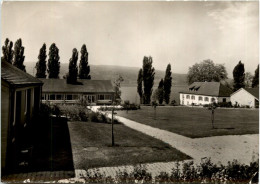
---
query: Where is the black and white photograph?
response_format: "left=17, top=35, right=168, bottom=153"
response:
left=1, top=1, right=259, bottom=183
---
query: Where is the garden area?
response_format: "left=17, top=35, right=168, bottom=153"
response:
left=115, top=106, right=259, bottom=138
left=68, top=121, right=191, bottom=170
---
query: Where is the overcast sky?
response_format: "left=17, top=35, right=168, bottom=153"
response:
left=1, top=1, right=259, bottom=76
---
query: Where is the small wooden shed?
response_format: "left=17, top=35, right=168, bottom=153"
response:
left=1, top=61, right=43, bottom=173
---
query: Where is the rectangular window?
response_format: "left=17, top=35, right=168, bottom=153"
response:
left=50, top=94, right=55, bottom=100
left=41, top=94, right=45, bottom=100
left=105, top=95, right=111, bottom=100
left=72, top=95, right=78, bottom=100
left=186, top=95, right=190, bottom=99
left=191, top=95, right=195, bottom=100
left=204, top=97, right=209, bottom=102
left=223, top=98, right=226, bottom=102
left=99, top=95, right=105, bottom=100
left=199, top=96, right=203, bottom=101
left=56, top=94, right=62, bottom=100
left=67, top=95, right=72, bottom=100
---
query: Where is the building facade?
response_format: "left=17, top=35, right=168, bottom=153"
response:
left=1, top=61, right=43, bottom=172
left=40, top=79, right=115, bottom=105
left=179, top=82, right=232, bottom=106
left=230, top=88, right=259, bottom=108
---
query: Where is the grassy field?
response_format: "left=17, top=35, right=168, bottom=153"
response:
left=68, top=121, right=191, bottom=170
left=116, top=106, right=259, bottom=138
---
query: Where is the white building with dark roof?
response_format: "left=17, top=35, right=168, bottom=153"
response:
left=40, top=79, right=115, bottom=105
left=179, top=82, right=233, bottom=106
left=230, top=88, right=259, bottom=108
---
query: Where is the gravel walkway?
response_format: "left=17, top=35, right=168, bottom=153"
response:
left=106, top=114, right=258, bottom=165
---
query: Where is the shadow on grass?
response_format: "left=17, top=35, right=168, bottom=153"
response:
left=213, top=127, right=235, bottom=130
left=30, top=116, right=75, bottom=176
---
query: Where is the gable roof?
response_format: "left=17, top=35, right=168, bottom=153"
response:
left=179, top=82, right=233, bottom=97
left=40, top=79, right=115, bottom=93
left=1, top=61, right=43, bottom=87
left=244, top=88, right=259, bottom=99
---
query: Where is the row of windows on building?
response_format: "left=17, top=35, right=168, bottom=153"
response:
left=42, top=94, right=112, bottom=101
left=184, top=95, right=216, bottom=102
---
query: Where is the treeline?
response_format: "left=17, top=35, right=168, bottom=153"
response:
left=187, top=59, right=259, bottom=91
left=2, top=38, right=91, bottom=82
left=137, top=56, right=172, bottom=105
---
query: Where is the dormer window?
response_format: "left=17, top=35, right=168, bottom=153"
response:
left=189, top=86, right=195, bottom=91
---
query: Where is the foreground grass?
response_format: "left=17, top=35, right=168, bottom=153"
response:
left=68, top=121, right=191, bottom=170
left=116, top=106, right=259, bottom=138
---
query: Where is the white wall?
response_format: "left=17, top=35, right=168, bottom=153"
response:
left=231, top=89, right=256, bottom=107
left=180, top=93, right=230, bottom=106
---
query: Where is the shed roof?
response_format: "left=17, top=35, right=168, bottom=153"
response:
left=1, top=61, right=43, bottom=87
left=179, top=82, right=233, bottom=97
left=244, top=88, right=259, bottom=99
left=40, top=79, right=115, bottom=93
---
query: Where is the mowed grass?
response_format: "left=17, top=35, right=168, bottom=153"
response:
left=116, top=106, right=259, bottom=138
left=68, top=121, right=191, bottom=170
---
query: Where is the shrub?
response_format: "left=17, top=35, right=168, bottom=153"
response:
left=115, top=165, right=152, bottom=183
left=79, top=109, right=88, bottom=121
left=218, top=102, right=233, bottom=108
left=100, top=113, right=108, bottom=123
left=58, top=104, right=90, bottom=121
left=51, top=104, right=61, bottom=117
left=122, top=103, right=140, bottom=110
left=90, top=111, right=100, bottom=122
left=80, top=159, right=258, bottom=183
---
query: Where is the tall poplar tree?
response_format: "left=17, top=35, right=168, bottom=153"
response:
left=67, top=48, right=78, bottom=84
left=233, top=61, right=245, bottom=91
left=2, top=38, right=14, bottom=64
left=47, top=43, right=60, bottom=78
left=252, top=65, right=259, bottom=88
left=157, top=79, right=164, bottom=104
left=142, top=56, right=155, bottom=104
left=78, top=44, right=91, bottom=79
left=137, top=69, right=143, bottom=104
left=13, top=38, right=26, bottom=72
left=35, top=43, right=47, bottom=78
left=164, top=64, right=172, bottom=104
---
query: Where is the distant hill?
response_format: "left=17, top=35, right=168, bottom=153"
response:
left=25, top=62, right=188, bottom=86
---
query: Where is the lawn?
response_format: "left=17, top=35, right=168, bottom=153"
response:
left=116, top=106, right=259, bottom=138
left=68, top=121, right=191, bottom=170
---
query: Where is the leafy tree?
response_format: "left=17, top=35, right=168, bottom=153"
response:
left=67, top=48, right=78, bottom=84
left=47, top=43, right=60, bottom=78
left=137, top=69, right=143, bottom=104
left=78, top=44, right=91, bottom=79
left=252, top=65, right=259, bottom=88
left=35, top=43, right=47, bottom=78
left=158, top=79, right=164, bottom=104
left=142, top=56, right=155, bottom=104
left=1, top=38, right=14, bottom=63
left=164, top=64, right=172, bottom=104
left=13, top=38, right=26, bottom=72
left=244, top=72, right=253, bottom=88
left=187, top=59, right=227, bottom=84
left=114, top=75, right=124, bottom=104
left=233, top=61, right=245, bottom=91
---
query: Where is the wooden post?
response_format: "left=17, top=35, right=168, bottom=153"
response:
left=112, top=106, right=115, bottom=146
left=211, top=108, right=214, bottom=129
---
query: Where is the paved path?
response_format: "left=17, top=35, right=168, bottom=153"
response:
left=90, top=106, right=258, bottom=165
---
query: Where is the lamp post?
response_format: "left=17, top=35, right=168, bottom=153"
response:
left=208, top=103, right=216, bottom=129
